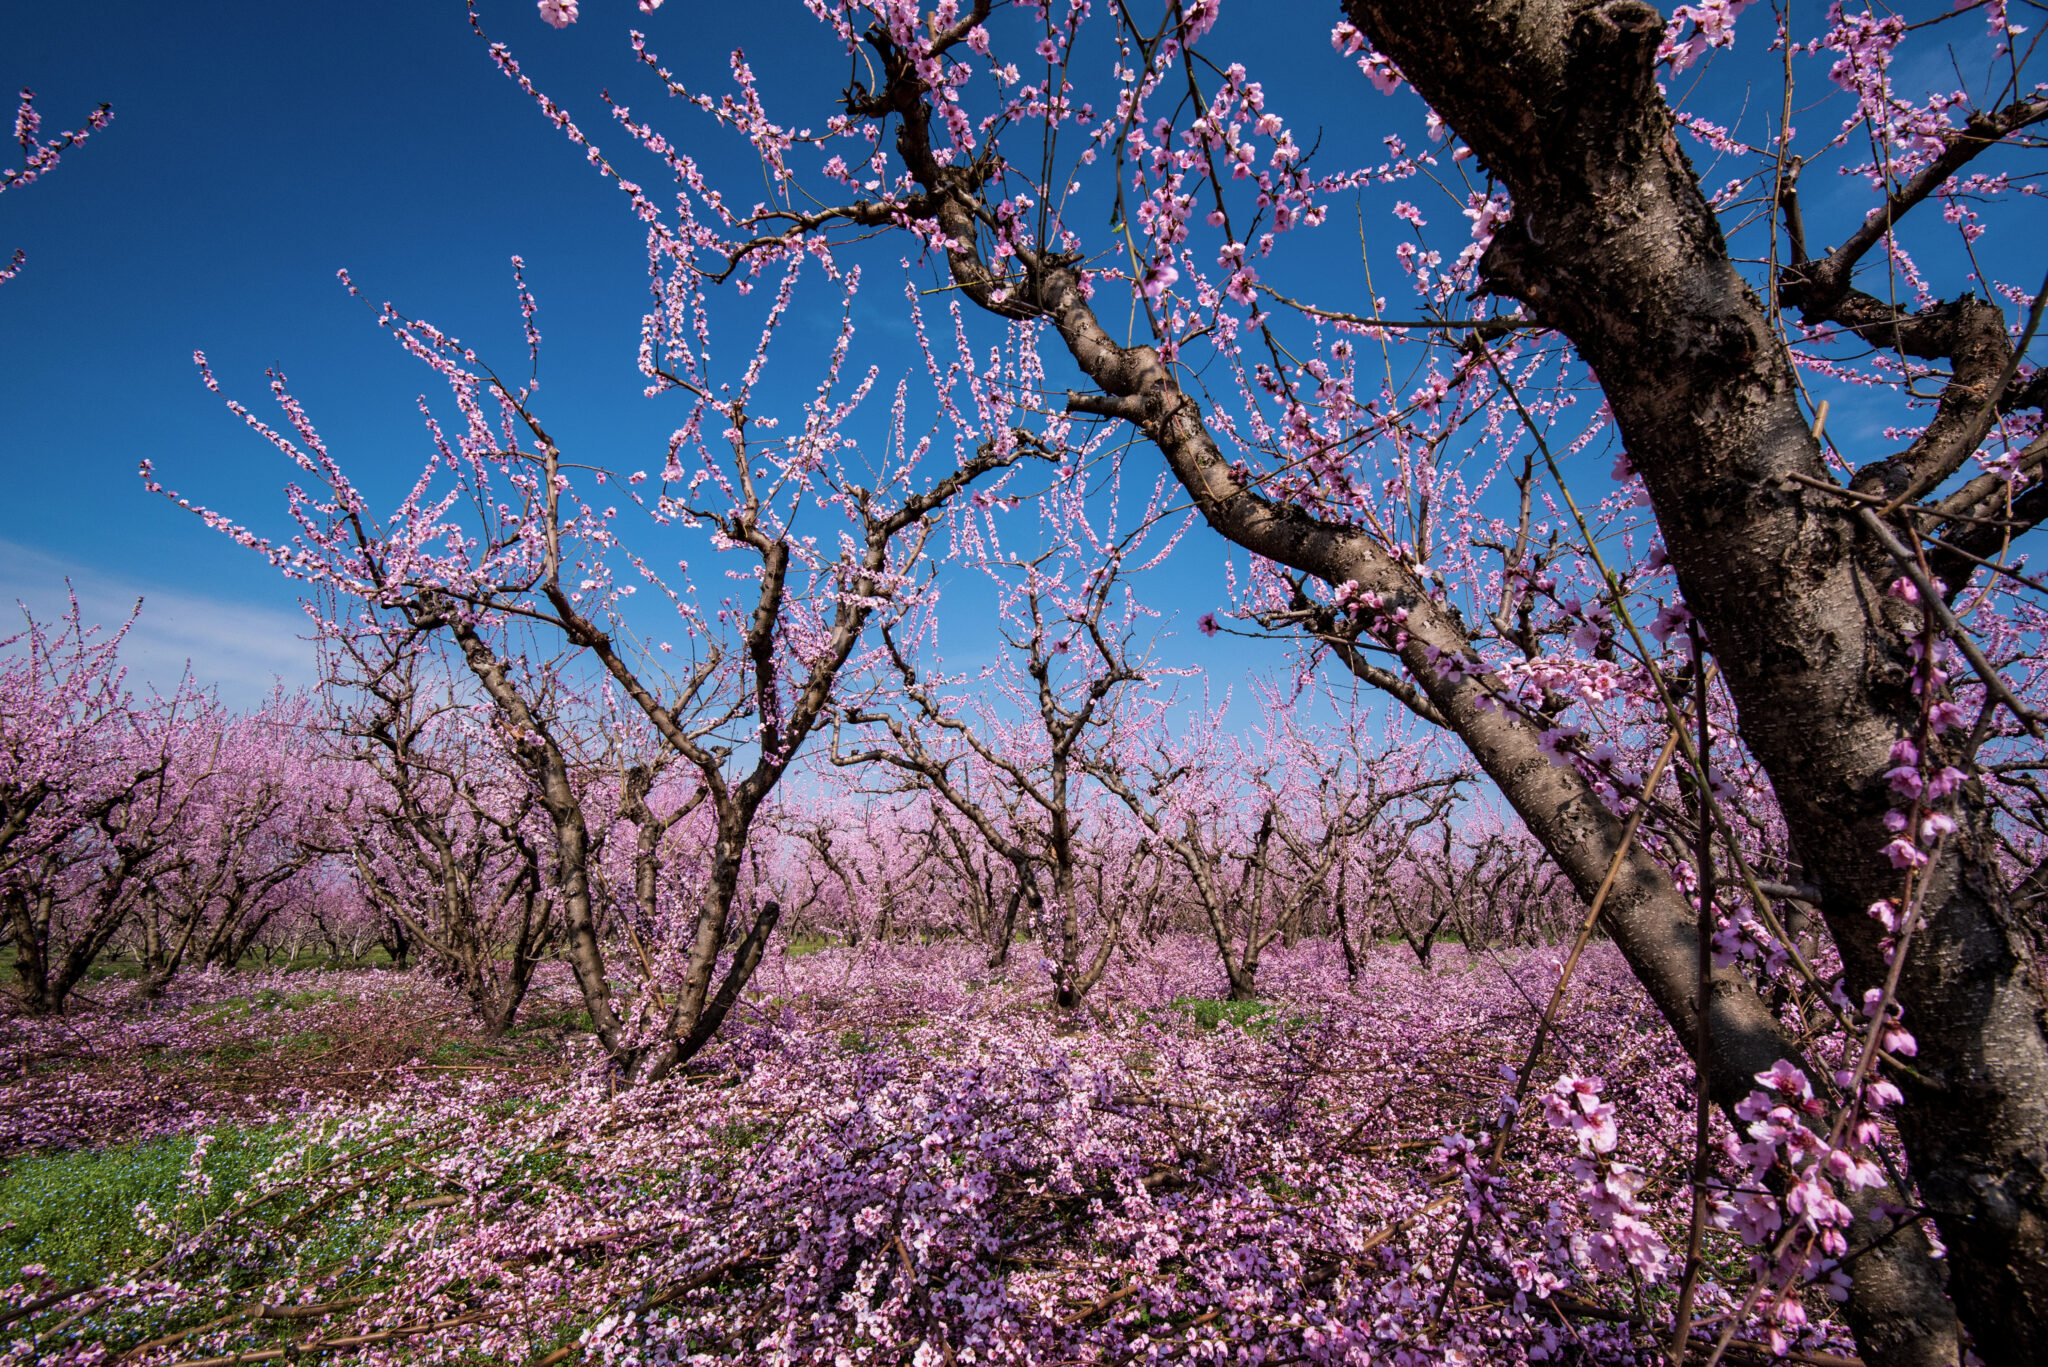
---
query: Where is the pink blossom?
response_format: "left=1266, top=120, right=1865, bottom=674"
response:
left=1883, top=837, right=1930, bottom=869
left=1140, top=259, right=1179, bottom=298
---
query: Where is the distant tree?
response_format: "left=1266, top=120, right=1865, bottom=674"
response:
left=0, top=600, right=213, bottom=1014
left=158, top=241, right=1056, bottom=1082
left=835, top=459, right=1186, bottom=1007
left=132, top=689, right=334, bottom=991
left=319, top=628, right=557, bottom=1036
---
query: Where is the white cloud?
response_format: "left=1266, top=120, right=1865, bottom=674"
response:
left=0, top=540, right=318, bottom=711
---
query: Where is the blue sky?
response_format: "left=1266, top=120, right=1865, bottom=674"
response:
left=3, top=2, right=808, bottom=703
left=3, top=1, right=2037, bottom=716
left=2, top=0, right=1356, bottom=711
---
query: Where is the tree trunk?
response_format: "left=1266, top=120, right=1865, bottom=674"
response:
left=5, top=889, right=55, bottom=1015
left=1341, top=2, right=2038, bottom=1359
left=986, top=870, right=1027, bottom=972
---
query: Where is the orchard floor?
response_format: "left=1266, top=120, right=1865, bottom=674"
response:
left=0, top=939, right=1846, bottom=1366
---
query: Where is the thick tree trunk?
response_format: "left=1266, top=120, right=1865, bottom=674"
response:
left=1333, top=864, right=1363, bottom=981
left=985, top=871, right=1027, bottom=972
left=634, top=809, right=783, bottom=1083
left=5, top=889, right=55, bottom=1015
left=447, top=616, right=633, bottom=1064
left=1341, top=1, right=2045, bottom=1359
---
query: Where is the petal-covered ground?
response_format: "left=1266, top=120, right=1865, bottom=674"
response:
left=2, top=939, right=1846, bottom=1365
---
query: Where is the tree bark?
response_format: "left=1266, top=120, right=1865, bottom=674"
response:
left=1341, top=1, right=2044, bottom=1359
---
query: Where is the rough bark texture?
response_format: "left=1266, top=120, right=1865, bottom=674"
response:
left=1341, top=2, right=2048, bottom=1359
left=443, top=613, right=633, bottom=1060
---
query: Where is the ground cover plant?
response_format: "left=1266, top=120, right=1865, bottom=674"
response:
left=5, top=0, right=2047, bottom=1362
left=5, top=937, right=1747, bottom=1366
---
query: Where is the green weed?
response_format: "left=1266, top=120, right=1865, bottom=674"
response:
left=783, top=934, right=840, bottom=958
left=1169, top=996, right=1279, bottom=1033
left=0, top=1125, right=292, bottom=1285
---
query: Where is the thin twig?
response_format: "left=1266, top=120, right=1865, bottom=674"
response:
left=1435, top=725, right=1686, bottom=1321
left=1856, top=505, right=2044, bottom=737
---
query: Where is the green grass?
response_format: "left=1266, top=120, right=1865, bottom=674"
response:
left=0, top=946, right=410, bottom=991
left=1164, top=996, right=1324, bottom=1037
left=708, top=1119, right=770, bottom=1150
left=428, top=1039, right=517, bottom=1064
left=1169, top=996, right=1279, bottom=1032
left=783, top=933, right=841, bottom=958
left=190, top=986, right=344, bottom=1028
left=0, top=1125, right=294, bottom=1285
left=517, top=1004, right=596, bottom=1035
